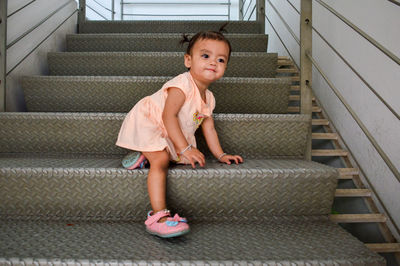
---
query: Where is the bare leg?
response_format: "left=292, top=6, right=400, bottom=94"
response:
left=142, top=150, right=170, bottom=222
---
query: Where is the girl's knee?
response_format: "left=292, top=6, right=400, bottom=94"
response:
left=143, top=150, right=170, bottom=169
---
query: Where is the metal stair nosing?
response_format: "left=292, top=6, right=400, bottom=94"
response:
left=278, top=57, right=400, bottom=260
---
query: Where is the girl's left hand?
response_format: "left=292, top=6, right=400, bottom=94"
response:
left=219, top=154, right=243, bottom=165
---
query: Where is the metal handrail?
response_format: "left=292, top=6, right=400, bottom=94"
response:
left=122, top=2, right=230, bottom=4
left=387, top=0, right=400, bottom=6
left=7, top=0, right=36, bottom=18
left=239, top=0, right=247, bottom=20
left=7, top=9, right=78, bottom=76
left=315, top=0, right=400, bottom=66
left=306, top=50, right=400, bottom=184
left=0, top=0, right=6, bottom=112
left=247, top=4, right=256, bottom=21
left=122, top=14, right=229, bottom=17
left=267, top=0, right=299, bottom=44
left=7, top=1, right=71, bottom=49
left=243, top=1, right=252, bottom=19
left=271, top=0, right=400, bottom=181
left=312, top=27, right=400, bottom=121
left=264, top=13, right=299, bottom=70
left=279, top=0, right=400, bottom=122
left=266, top=1, right=400, bottom=236
left=120, top=0, right=232, bottom=20
left=92, top=0, right=115, bottom=14
left=87, top=4, right=109, bottom=20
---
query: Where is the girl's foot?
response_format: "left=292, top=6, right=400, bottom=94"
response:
left=122, top=151, right=147, bottom=170
left=145, top=209, right=190, bottom=238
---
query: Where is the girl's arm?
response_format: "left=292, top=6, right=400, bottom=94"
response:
left=201, top=116, right=243, bottom=165
left=162, top=87, right=205, bottom=168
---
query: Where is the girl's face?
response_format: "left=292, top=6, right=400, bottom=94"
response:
left=184, top=38, right=230, bottom=88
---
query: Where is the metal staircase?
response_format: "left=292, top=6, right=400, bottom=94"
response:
left=0, top=19, right=388, bottom=264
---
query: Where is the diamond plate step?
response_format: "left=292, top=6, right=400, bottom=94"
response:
left=0, top=218, right=384, bottom=265
left=47, top=52, right=277, bottom=78
left=0, top=156, right=337, bottom=219
left=66, top=33, right=268, bottom=52
left=79, top=20, right=262, bottom=34
left=0, top=113, right=310, bottom=159
left=22, top=76, right=290, bottom=113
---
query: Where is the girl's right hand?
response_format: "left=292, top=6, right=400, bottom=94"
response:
left=182, top=147, right=205, bottom=168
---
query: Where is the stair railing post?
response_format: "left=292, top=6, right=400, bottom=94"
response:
left=111, top=0, right=115, bottom=20
left=256, top=0, right=265, bottom=33
left=239, top=0, right=243, bottom=20
left=300, top=0, right=313, bottom=160
left=78, top=0, right=86, bottom=33
left=120, top=0, right=124, bottom=21
left=0, top=0, right=6, bottom=112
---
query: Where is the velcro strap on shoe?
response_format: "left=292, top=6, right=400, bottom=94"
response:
left=145, top=210, right=170, bottom=226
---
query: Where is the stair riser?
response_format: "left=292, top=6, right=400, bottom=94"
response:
left=48, top=52, right=277, bottom=78
left=22, top=77, right=290, bottom=113
left=67, top=34, right=268, bottom=52
left=0, top=113, right=309, bottom=159
left=79, top=21, right=262, bottom=34
left=0, top=164, right=337, bottom=220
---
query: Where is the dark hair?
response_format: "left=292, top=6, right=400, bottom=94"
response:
left=179, top=23, right=232, bottom=62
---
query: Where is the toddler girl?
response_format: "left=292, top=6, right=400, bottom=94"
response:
left=116, top=27, right=243, bottom=238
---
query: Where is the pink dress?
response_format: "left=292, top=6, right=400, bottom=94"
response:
left=116, top=72, right=216, bottom=163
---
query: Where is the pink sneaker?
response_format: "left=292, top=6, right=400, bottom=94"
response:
left=122, top=151, right=147, bottom=170
left=145, top=210, right=190, bottom=238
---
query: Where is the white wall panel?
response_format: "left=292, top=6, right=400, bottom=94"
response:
left=270, top=0, right=299, bottom=40
left=320, top=0, right=400, bottom=58
left=7, top=1, right=76, bottom=73
left=313, top=31, right=400, bottom=173
left=313, top=1, right=400, bottom=115
left=7, top=0, right=34, bottom=16
left=6, top=13, right=77, bottom=111
left=287, top=0, right=300, bottom=12
left=7, top=0, right=71, bottom=45
left=265, top=0, right=300, bottom=65
left=265, top=17, right=290, bottom=58
left=5, top=0, right=77, bottom=111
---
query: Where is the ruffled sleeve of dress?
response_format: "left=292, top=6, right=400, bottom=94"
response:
left=160, top=72, right=194, bottom=103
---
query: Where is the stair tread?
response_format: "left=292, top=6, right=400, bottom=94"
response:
left=338, top=168, right=359, bottom=175
left=330, top=213, right=387, bottom=223
left=366, top=243, right=400, bottom=253
left=22, top=75, right=290, bottom=83
left=68, top=33, right=268, bottom=38
left=22, top=75, right=291, bottom=113
left=80, top=20, right=262, bottom=34
left=66, top=33, right=268, bottom=52
left=0, top=154, right=336, bottom=171
left=335, top=189, right=372, bottom=197
left=0, top=113, right=310, bottom=159
left=312, top=133, right=338, bottom=140
left=0, top=218, right=384, bottom=264
left=0, top=155, right=338, bottom=219
left=47, top=52, right=277, bottom=78
left=312, top=149, right=349, bottom=156
left=49, top=51, right=274, bottom=55
left=312, top=119, right=329, bottom=125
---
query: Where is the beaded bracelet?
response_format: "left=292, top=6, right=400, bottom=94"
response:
left=218, top=153, right=227, bottom=161
left=179, top=144, right=192, bottom=155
